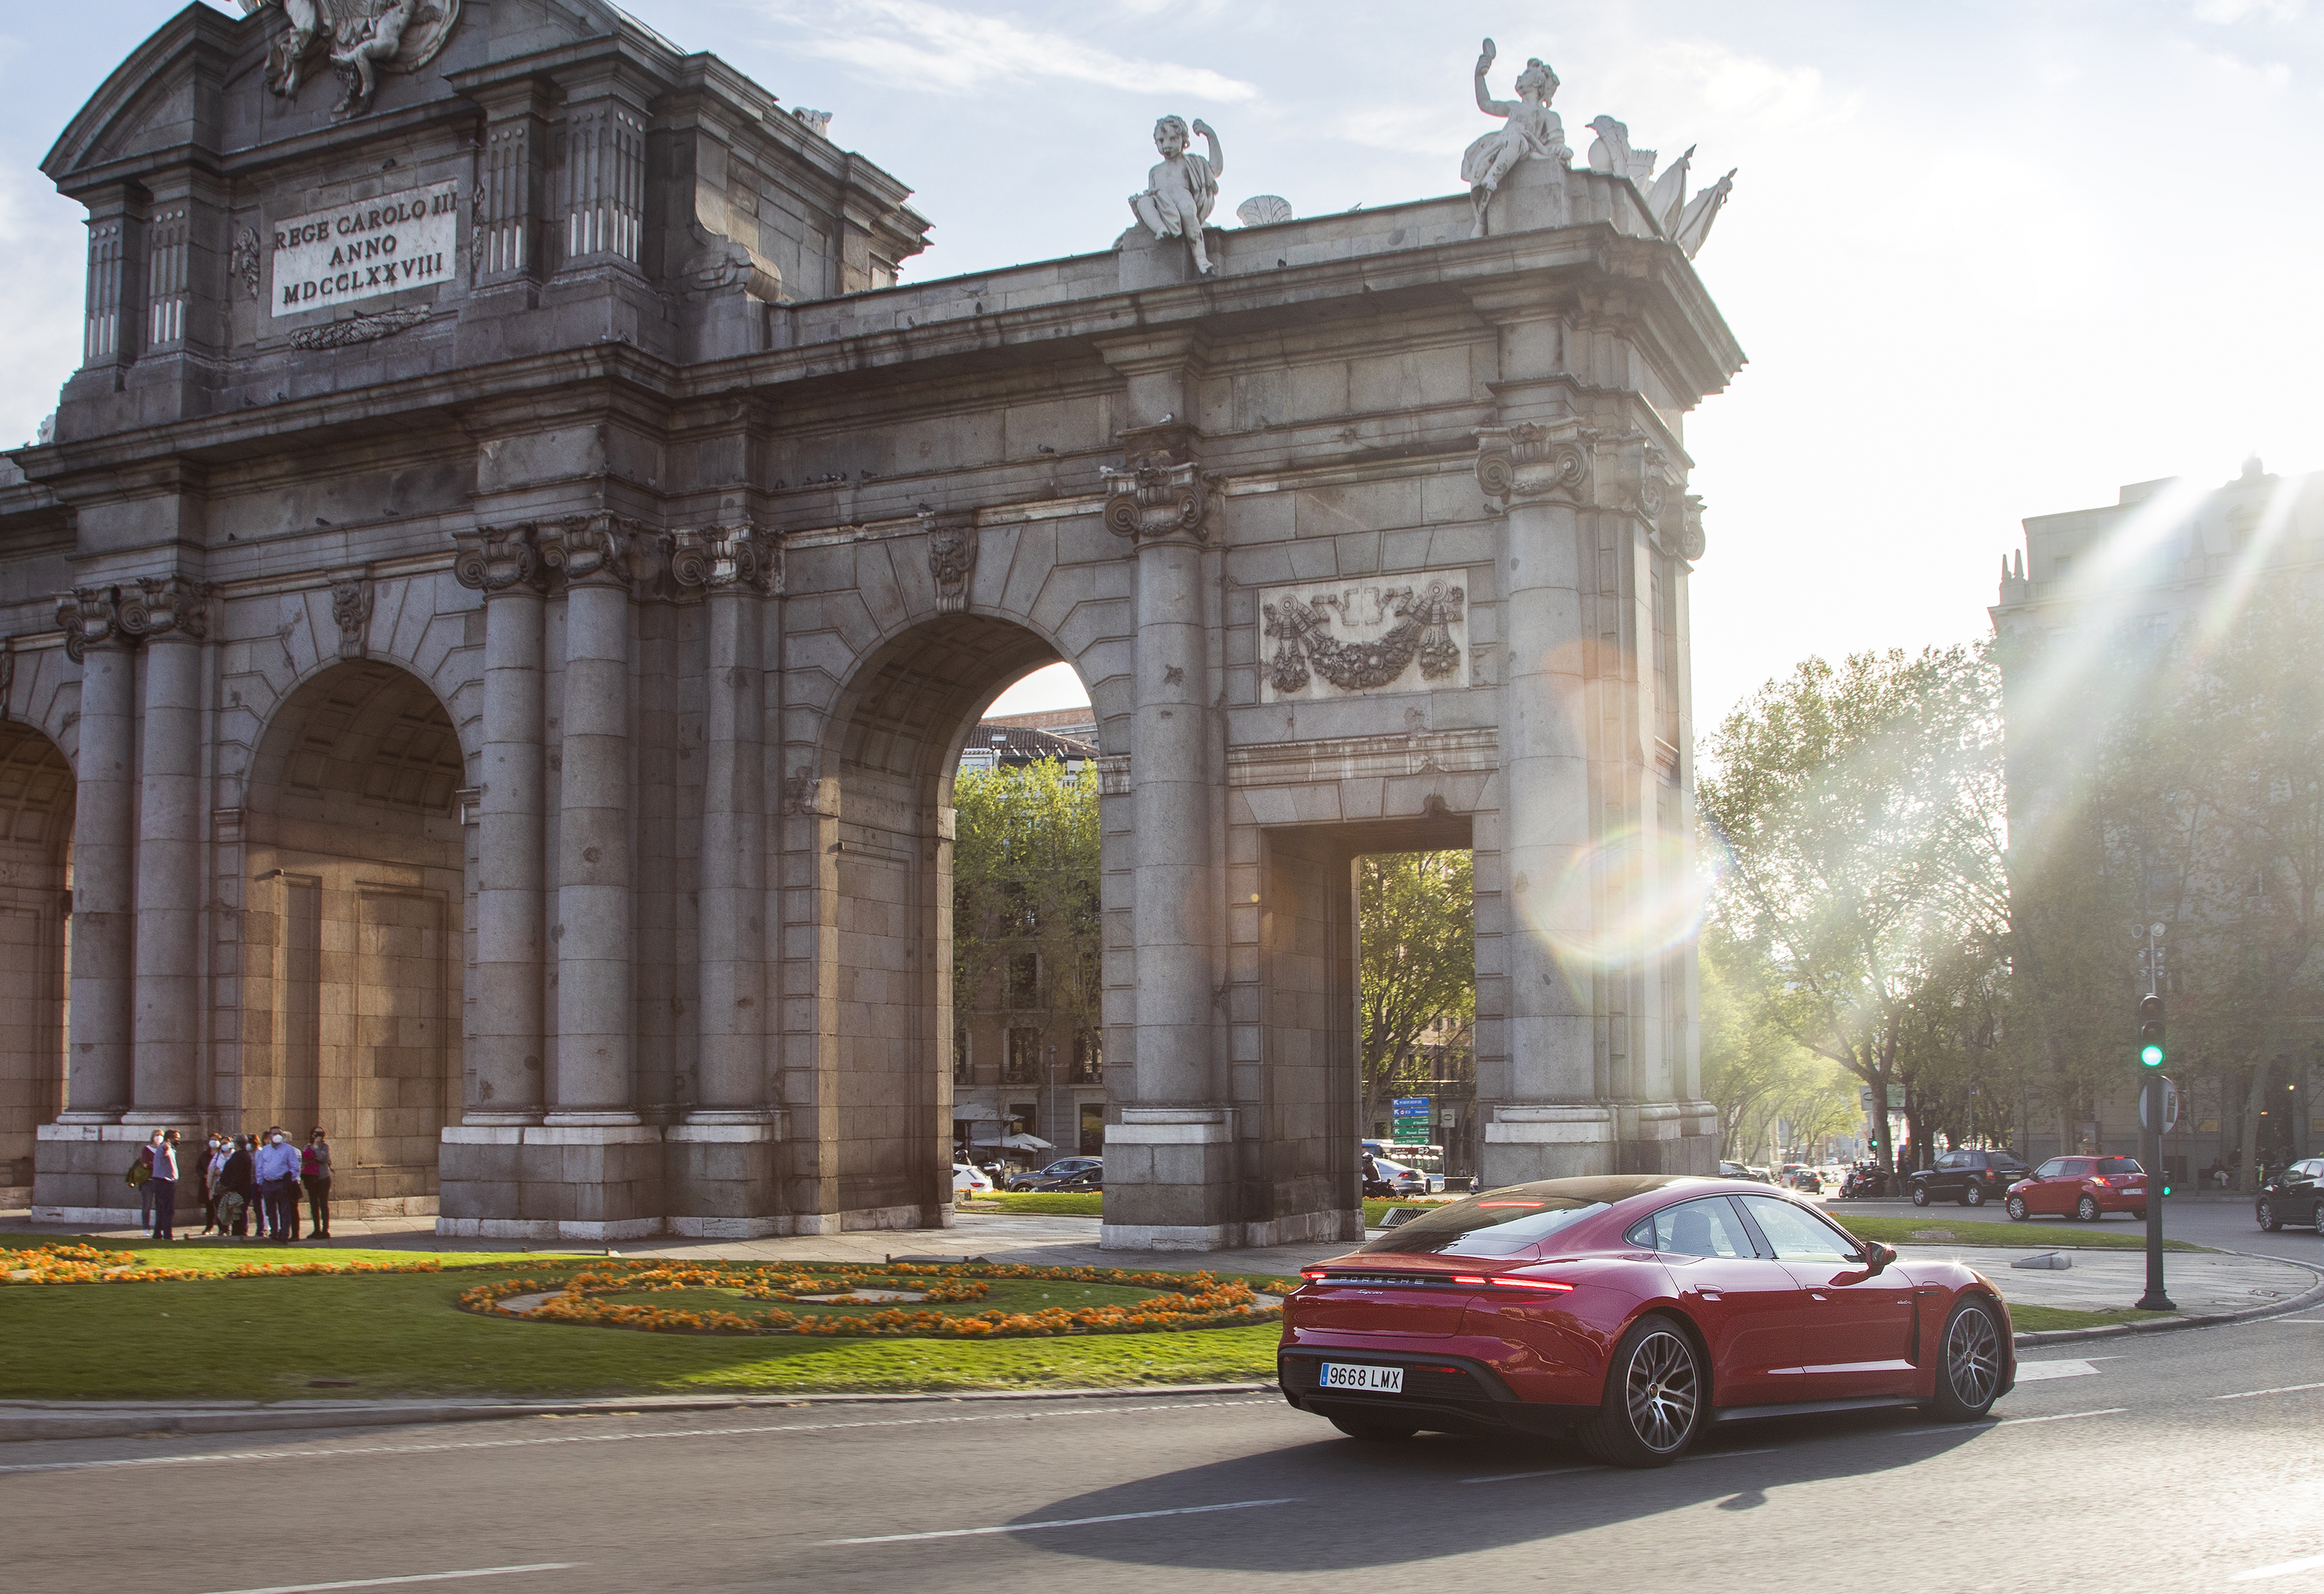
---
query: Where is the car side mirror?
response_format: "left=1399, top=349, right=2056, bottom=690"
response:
left=1862, top=1241, right=1897, bottom=1277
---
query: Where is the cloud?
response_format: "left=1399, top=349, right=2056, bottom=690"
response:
left=0, top=165, right=84, bottom=449
left=753, top=0, right=1257, bottom=101
left=2192, top=0, right=2305, bottom=21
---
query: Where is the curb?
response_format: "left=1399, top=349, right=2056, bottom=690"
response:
left=0, top=1381, right=1280, bottom=1445
left=2011, top=1246, right=2324, bottom=1347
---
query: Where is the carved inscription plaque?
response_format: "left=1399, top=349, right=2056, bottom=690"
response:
left=272, top=183, right=460, bottom=317
left=1257, top=569, right=1472, bottom=703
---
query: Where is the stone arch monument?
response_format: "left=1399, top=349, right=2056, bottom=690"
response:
left=3, top=3, right=1742, bottom=1245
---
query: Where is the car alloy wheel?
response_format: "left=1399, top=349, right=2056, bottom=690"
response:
left=2258, top=1199, right=2280, bottom=1233
left=1930, top=1298, right=2004, bottom=1420
left=2006, top=1195, right=2028, bottom=1222
left=1583, top=1316, right=1703, bottom=1469
left=2076, top=1195, right=2099, bottom=1222
left=1911, top=1186, right=1931, bottom=1207
left=1964, top=1183, right=1987, bottom=1208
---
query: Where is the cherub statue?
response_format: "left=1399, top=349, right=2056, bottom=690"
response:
left=1129, top=115, right=1225, bottom=276
left=330, top=0, right=413, bottom=117
left=1460, top=38, right=1570, bottom=235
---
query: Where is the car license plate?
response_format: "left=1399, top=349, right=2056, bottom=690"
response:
left=1319, top=1362, right=1403, bottom=1394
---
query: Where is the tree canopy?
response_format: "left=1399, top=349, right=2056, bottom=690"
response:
left=951, top=759, right=1102, bottom=1038
left=1358, top=850, right=1475, bottom=1129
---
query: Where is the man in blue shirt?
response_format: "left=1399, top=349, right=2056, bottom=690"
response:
left=253, top=1128, right=304, bottom=1242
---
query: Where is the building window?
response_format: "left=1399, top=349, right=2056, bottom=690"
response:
left=1079, top=1103, right=1106, bottom=1156
left=1007, top=951, right=1041, bottom=1008
left=1005, top=1027, right=1041, bottom=1085
left=952, top=1027, right=971, bottom=1085
left=1071, top=1028, right=1103, bottom=1084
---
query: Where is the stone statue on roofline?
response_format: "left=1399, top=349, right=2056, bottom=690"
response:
left=1130, top=115, right=1226, bottom=276
left=1461, top=38, right=1569, bottom=235
left=236, top=0, right=462, bottom=120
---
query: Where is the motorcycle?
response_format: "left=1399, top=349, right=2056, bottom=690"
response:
left=1838, top=1163, right=1889, bottom=1200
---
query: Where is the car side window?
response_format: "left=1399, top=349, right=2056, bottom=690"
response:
left=1644, top=1197, right=1754, bottom=1259
left=2033, top=1159, right=2065, bottom=1178
left=1936, top=1151, right=1966, bottom=1170
left=1738, top=1196, right=1861, bottom=1263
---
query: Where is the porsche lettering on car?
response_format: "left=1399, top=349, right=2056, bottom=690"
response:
left=1278, top=1174, right=2014, bottom=1467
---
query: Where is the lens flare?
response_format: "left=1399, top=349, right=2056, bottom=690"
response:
left=1520, top=825, right=1709, bottom=975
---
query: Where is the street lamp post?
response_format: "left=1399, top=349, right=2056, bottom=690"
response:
left=2135, top=923, right=2175, bottom=1313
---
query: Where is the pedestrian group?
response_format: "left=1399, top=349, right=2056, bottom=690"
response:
left=130, top=1127, right=333, bottom=1241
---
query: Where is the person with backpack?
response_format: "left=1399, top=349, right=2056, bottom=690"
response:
left=198, top=1133, right=228, bottom=1236
left=220, top=1135, right=257, bottom=1237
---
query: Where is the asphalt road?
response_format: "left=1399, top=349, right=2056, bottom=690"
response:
left=1822, top=1188, right=2324, bottom=1266
left=6, top=1286, right=2322, bottom=1594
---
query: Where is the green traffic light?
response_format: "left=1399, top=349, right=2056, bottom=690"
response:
left=2140, top=1044, right=2164, bottom=1067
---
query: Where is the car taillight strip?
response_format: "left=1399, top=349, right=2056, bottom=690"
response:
left=1450, top=1275, right=1574, bottom=1293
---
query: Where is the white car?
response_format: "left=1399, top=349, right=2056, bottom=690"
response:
left=1365, top=1156, right=1443, bottom=1197
left=952, top=1163, right=995, bottom=1197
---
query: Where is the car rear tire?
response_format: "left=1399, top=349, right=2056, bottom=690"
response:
left=2005, top=1195, right=2028, bottom=1222
left=1580, top=1315, right=1704, bottom=1469
left=2258, top=1199, right=2282, bottom=1233
left=2075, top=1195, right=2099, bottom=1222
left=1965, top=1183, right=1987, bottom=1208
left=1927, top=1297, right=2005, bottom=1421
left=2133, top=1208, right=2147, bottom=1222
left=1911, top=1186, right=1931, bottom=1207
left=1326, top=1411, right=1419, bottom=1442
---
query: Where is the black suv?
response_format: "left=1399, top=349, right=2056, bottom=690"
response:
left=2257, top=1158, right=2324, bottom=1232
left=1909, top=1148, right=2029, bottom=1208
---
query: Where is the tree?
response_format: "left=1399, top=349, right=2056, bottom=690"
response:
left=951, top=760, right=1102, bottom=1049
left=1699, top=931, right=1860, bottom=1163
left=1699, top=645, right=2010, bottom=1175
left=1358, top=851, right=1475, bottom=1132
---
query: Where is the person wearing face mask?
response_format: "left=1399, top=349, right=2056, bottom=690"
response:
left=220, top=1134, right=257, bottom=1238
left=145, top=1129, right=181, bottom=1241
left=253, top=1128, right=304, bottom=1243
left=302, top=1129, right=333, bottom=1241
left=199, top=1133, right=229, bottom=1236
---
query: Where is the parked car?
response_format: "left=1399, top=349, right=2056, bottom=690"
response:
left=1280, top=1176, right=2014, bottom=1466
left=1006, top=1156, right=1103, bottom=1192
left=1366, top=1156, right=1442, bottom=1197
left=1785, top=1168, right=1824, bottom=1194
left=1909, top=1149, right=2030, bottom=1209
left=2256, top=1158, right=2324, bottom=1232
left=952, top=1163, right=995, bottom=1198
left=1025, top=1165, right=1103, bottom=1193
left=2004, top=1155, right=2147, bottom=1222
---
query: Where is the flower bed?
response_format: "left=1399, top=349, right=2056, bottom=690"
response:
left=2, top=1242, right=446, bottom=1286
left=461, top=1261, right=1296, bottom=1340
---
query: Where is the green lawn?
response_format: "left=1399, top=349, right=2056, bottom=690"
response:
left=957, top=1191, right=1103, bottom=1216
left=1832, top=1215, right=2204, bottom=1252
left=0, top=1244, right=1285, bottom=1402
left=2007, top=1304, right=2179, bottom=1333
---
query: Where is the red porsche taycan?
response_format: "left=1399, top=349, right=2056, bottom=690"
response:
left=1279, top=1175, right=2014, bottom=1467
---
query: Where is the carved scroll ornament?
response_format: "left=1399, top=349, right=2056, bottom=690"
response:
left=1102, top=452, right=1218, bottom=543
left=118, top=577, right=210, bottom=642
left=923, top=513, right=977, bottom=613
left=670, top=525, right=780, bottom=595
left=450, top=526, right=544, bottom=594
left=536, top=515, right=654, bottom=590
left=56, top=587, right=120, bottom=664
left=1474, top=421, right=1594, bottom=507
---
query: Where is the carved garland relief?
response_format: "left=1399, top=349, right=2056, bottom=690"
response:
left=1257, top=570, right=1470, bottom=703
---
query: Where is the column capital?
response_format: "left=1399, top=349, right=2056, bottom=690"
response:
left=538, top=514, right=658, bottom=592
left=56, top=586, right=124, bottom=663
left=118, top=577, right=209, bottom=644
left=670, top=524, right=780, bottom=596
left=1103, top=423, right=1221, bottom=545
left=451, top=525, right=547, bottom=595
left=1473, top=419, right=1595, bottom=509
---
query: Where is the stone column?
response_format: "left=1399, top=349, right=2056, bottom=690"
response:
left=668, top=527, right=784, bottom=1236
left=540, top=517, right=640, bottom=1124
left=1474, top=422, right=1613, bottom=1180
left=120, top=577, right=207, bottom=1125
left=1097, top=425, right=1236, bottom=1248
left=54, top=590, right=132, bottom=1122
left=451, top=527, right=547, bottom=1125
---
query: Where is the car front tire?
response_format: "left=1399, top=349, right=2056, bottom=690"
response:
left=1965, top=1183, right=1988, bottom=1208
left=2258, top=1199, right=2281, bottom=1233
left=2006, top=1195, right=2028, bottom=1222
left=1326, top=1410, right=1419, bottom=1442
left=1911, top=1186, right=1931, bottom=1207
left=1928, top=1297, right=2005, bottom=1421
left=1581, top=1315, right=1704, bottom=1469
left=2076, top=1195, right=2099, bottom=1222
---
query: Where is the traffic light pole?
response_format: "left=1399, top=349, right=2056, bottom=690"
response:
left=2136, top=925, right=2175, bottom=1312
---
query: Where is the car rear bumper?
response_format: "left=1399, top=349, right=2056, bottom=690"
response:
left=1277, top=1349, right=1593, bottom=1437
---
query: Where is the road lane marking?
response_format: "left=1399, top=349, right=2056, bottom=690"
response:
left=2215, top=1382, right=2324, bottom=1401
left=0, top=1398, right=1281, bottom=1477
left=200, top=1568, right=578, bottom=1594
left=819, top=1497, right=1297, bottom=1545
left=2011, top=1360, right=2102, bottom=1382
left=1461, top=1447, right=1775, bottom=1484
left=2233, top=1550, right=2324, bottom=1582
left=1996, top=1408, right=2127, bottom=1426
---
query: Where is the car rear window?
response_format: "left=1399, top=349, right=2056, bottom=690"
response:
left=1362, top=1192, right=1609, bottom=1256
left=2097, top=1158, right=2142, bottom=1175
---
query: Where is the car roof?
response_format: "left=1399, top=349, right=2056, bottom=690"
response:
left=1471, top=1174, right=1746, bottom=1207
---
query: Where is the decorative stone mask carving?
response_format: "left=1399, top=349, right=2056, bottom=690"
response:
left=331, top=576, right=374, bottom=659
left=923, top=513, right=977, bottom=613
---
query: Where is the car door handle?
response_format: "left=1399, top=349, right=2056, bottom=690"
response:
left=1808, top=1291, right=1828, bottom=1302
left=1690, top=1288, right=1723, bottom=1302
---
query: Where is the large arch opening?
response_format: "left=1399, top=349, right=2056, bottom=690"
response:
left=245, top=662, right=464, bottom=1214
left=0, top=721, right=71, bottom=1202
left=816, top=615, right=1089, bottom=1222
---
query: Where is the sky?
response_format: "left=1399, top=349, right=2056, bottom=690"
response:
left=5, top=1, right=2322, bottom=730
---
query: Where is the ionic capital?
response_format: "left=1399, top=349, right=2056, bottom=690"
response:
left=1102, top=423, right=1220, bottom=545
left=451, top=526, right=547, bottom=595
left=57, top=586, right=123, bottom=663
left=670, top=524, right=780, bottom=597
left=118, top=577, right=210, bottom=643
left=537, top=514, right=657, bottom=592
left=1474, top=420, right=1595, bottom=508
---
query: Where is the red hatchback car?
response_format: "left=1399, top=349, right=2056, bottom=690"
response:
left=2003, top=1157, right=2148, bottom=1223
left=1279, top=1175, right=2014, bottom=1467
